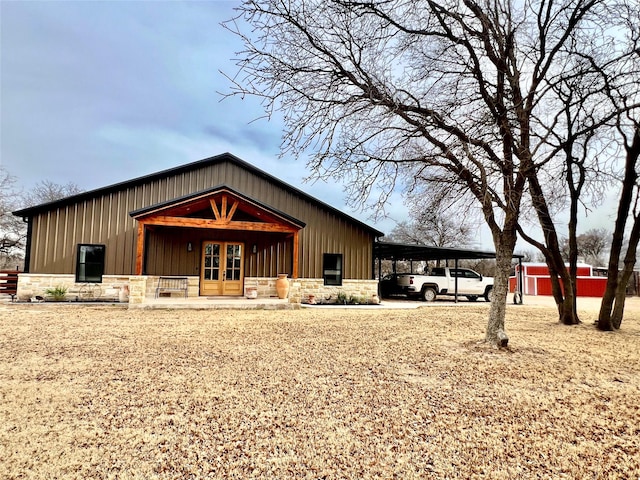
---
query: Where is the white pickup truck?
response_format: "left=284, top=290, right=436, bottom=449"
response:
left=395, top=267, right=494, bottom=302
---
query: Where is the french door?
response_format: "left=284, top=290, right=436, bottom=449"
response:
left=200, top=241, right=244, bottom=296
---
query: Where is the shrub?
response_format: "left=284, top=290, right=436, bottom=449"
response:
left=336, top=291, right=348, bottom=304
left=44, top=285, right=68, bottom=302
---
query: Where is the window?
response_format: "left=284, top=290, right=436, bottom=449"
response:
left=323, top=253, right=343, bottom=286
left=76, top=244, right=106, bottom=283
left=465, top=269, right=481, bottom=279
left=455, top=268, right=480, bottom=279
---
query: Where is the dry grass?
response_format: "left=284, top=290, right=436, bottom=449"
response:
left=1, top=299, right=639, bottom=479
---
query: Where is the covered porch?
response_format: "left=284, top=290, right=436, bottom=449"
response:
left=129, top=185, right=305, bottom=298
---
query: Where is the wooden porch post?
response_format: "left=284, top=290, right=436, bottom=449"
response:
left=292, top=230, right=299, bottom=279
left=135, top=221, right=145, bottom=275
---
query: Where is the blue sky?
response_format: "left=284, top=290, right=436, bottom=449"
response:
left=1, top=0, right=411, bottom=237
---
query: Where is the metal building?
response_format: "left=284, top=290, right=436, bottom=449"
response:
left=13, top=153, right=383, bottom=297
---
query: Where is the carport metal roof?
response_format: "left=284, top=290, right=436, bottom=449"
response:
left=374, top=241, right=523, bottom=262
left=373, top=241, right=525, bottom=303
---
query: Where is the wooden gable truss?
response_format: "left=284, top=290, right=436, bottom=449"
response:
left=131, top=188, right=304, bottom=277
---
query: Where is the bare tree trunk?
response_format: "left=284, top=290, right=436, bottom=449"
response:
left=611, top=278, right=629, bottom=329
left=598, top=208, right=629, bottom=330
left=611, top=210, right=640, bottom=328
left=599, top=268, right=621, bottom=331
left=559, top=280, right=579, bottom=325
left=598, top=127, right=640, bottom=330
left=550, top=247, right=580, bottom=326
left=528, top=175, right=580, bottom=325
left=485, top=227, right=517, bottom=347
left=567, top=198, right=580, bottom=325
left=517, top=227, right=571, bottom=320
left=550, top=263, right=578, bottom=325
left=546, top=262, right=566, bottom=316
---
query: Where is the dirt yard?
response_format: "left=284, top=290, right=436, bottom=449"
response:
left=1, top=298, right=639, bottom=479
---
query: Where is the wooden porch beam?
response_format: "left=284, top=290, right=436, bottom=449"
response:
left=143, top=215, right=299, bottom=233
left=210, top=199, right=221, bottom=221
left=227, top=200, right=239, bottom=223
left=221, top=195, right=228, bottom=220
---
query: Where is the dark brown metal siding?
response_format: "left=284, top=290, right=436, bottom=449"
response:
left=27, top=160, right=376, bottom=279
left=28, top=190, right=140, bottom=275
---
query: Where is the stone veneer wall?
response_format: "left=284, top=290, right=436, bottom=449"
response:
left=17, top=274, right=380, bottom=305
left=243, top=277, right=380, bottom=304
left=287, top=278, right=380, bottom=304
left=243, top=277, right=279, bottom=299
left=16, top=274, right=132, bottom=302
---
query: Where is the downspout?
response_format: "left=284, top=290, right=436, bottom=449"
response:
left=374, top=238, right=383, bottom=297
left=372, top=238, right=378, bottom=280
left=23, top=216, right=32, bottom=273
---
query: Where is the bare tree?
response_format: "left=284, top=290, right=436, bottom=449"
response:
left=577, top=229, right=609, bottom=266
left=519, top=1, right=639, bottom=327
left=598, top=124, right=640, bottom=330
left=587, top=3, right=640, bottom=330
left=388, top=217, right=473, bottom=248
left=22, top=180, right=83, bottom=207
left=510, top=0, right=639, bottom=325
left=0, top=168, right=26, bottom=268
left=225, top=0, right=624, bottom=346
left=559, top=228, right=609, bottom=265
left=388, top=194, right=476, bottom=248
left=1, top=173, right=84, bottom=269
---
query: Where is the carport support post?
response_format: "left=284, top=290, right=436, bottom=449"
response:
left=517, top=257, right=524, bottom=304
left=377, top=254, right=382, bottom=296
left=454, top=258, right=459, bottom=303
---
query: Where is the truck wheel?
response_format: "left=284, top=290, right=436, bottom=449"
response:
left=484, top=287, right=493, bottom=302
left=422, top=287, right=437, bottom=302
left=467, top=296, right=478, bottom=302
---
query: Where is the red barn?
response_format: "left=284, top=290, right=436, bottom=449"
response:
left=509, top=262, right=608, bottom=297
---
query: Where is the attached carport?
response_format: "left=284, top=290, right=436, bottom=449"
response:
left=373, top=241, right=524, bottom=303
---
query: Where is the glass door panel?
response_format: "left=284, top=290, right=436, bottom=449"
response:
left=203, top=243, right=220, bottom=281
left=223, top=243, right=243, bottom=295
left=200, top=241, right=243, bottom=296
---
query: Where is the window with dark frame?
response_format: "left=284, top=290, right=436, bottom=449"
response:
left=323, top=253, right=343, bottom=286
left=76, top=244, right=106, bottom=283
